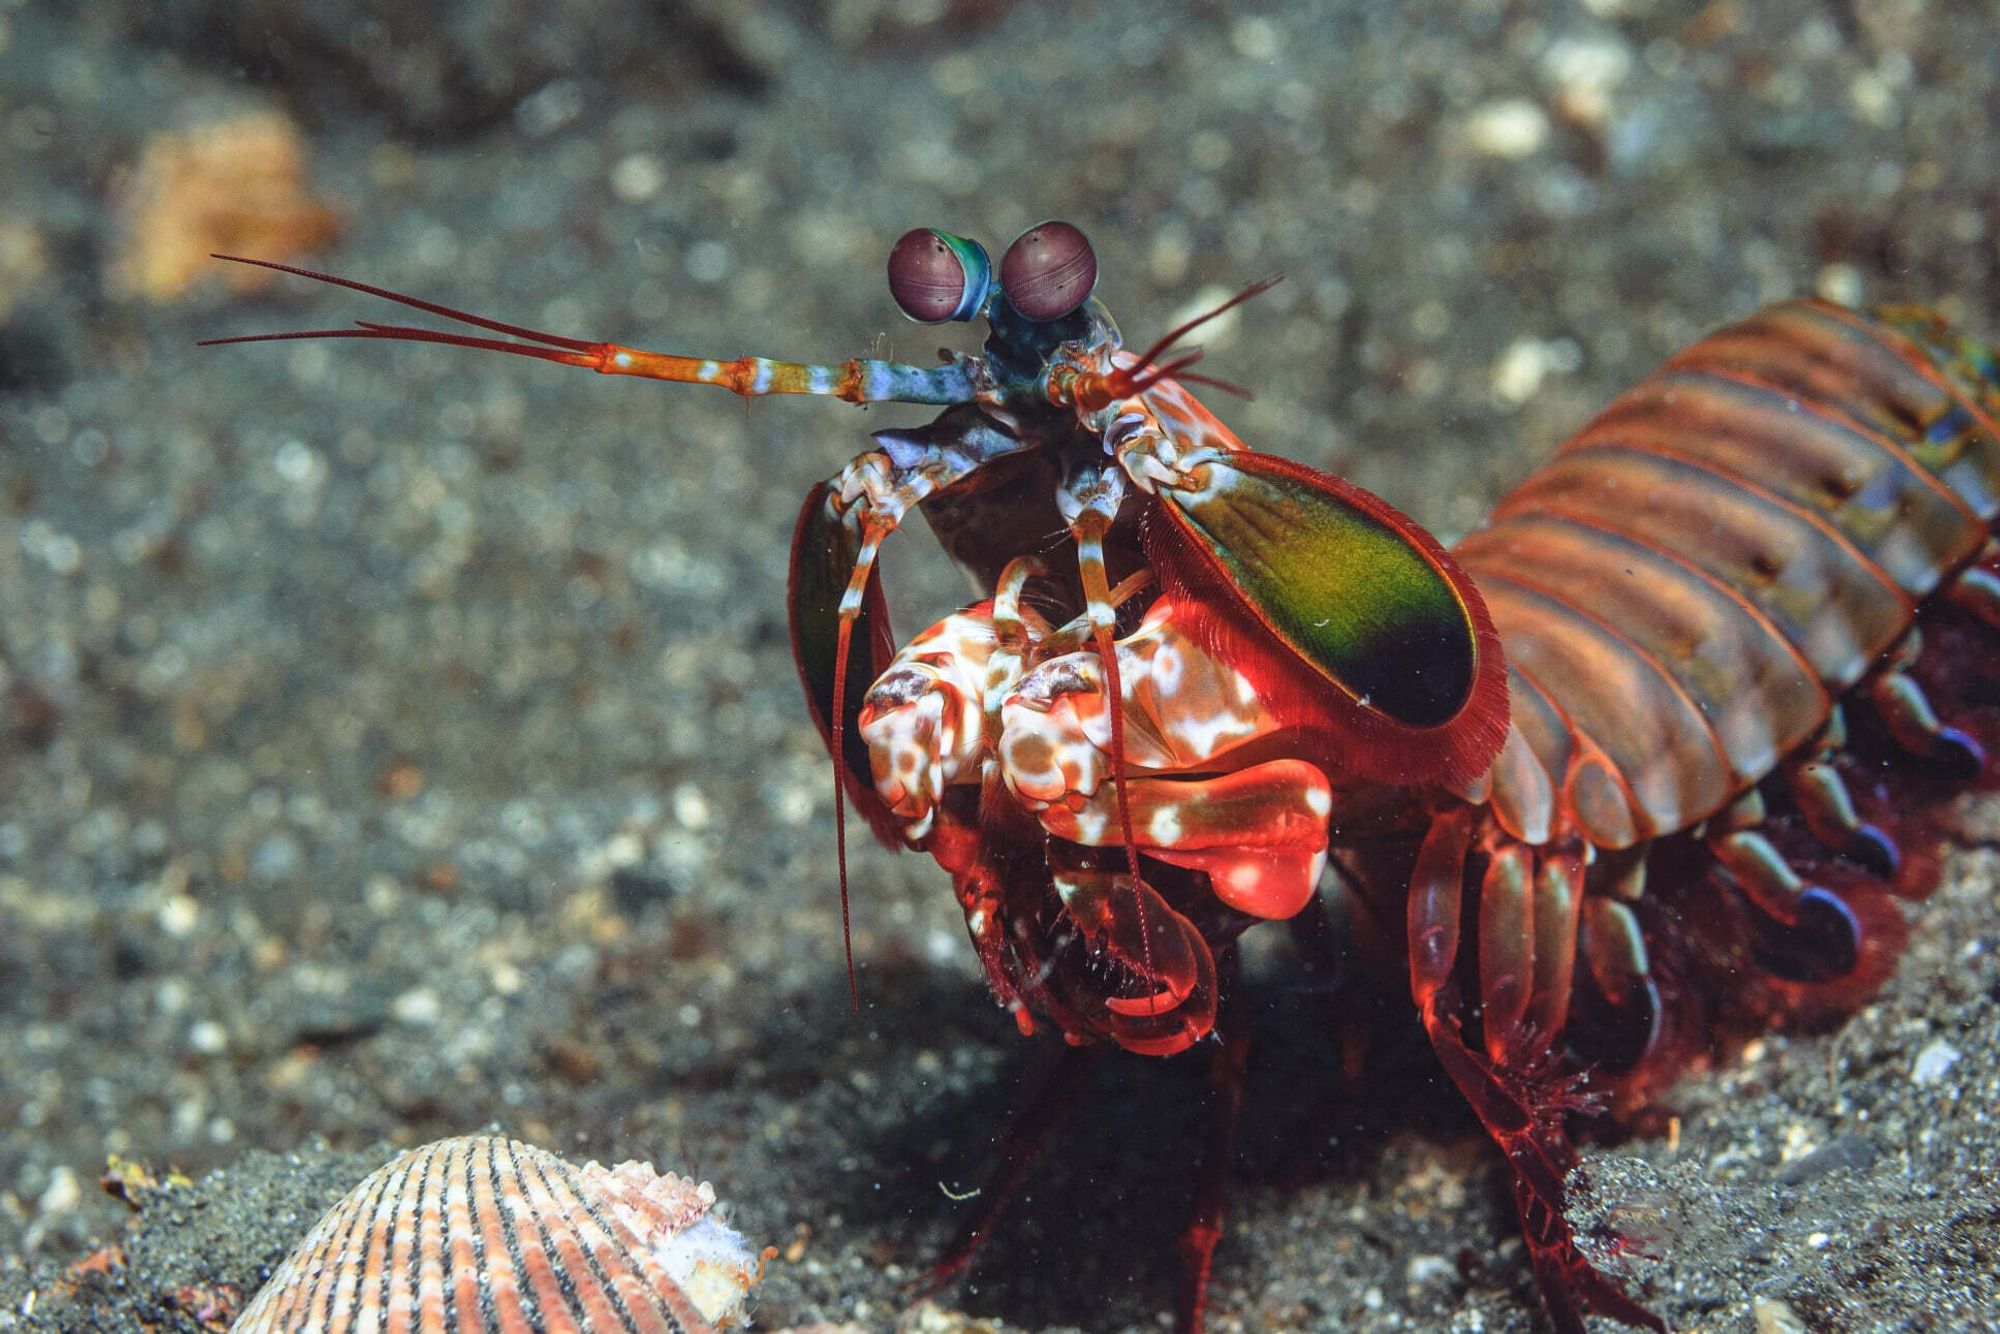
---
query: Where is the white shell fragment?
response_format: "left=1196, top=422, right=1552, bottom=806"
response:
left=231, top=1135, right=764, bottom=1333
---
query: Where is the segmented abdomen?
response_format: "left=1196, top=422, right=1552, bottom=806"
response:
left=1452, top=299, right=2000, bottom=848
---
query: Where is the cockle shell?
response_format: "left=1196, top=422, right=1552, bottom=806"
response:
left=231, top=1136, right=764, bottom=1333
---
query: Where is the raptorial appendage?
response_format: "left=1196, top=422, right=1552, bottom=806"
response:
left=857, top=587, right=1334, bottom=1058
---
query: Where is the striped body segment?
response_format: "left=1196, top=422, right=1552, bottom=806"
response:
left=1453, top=300, right=2000, bottom=850
left=1398, top=300, right=2000, bottom=1334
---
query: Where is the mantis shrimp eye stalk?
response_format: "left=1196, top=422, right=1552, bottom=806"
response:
left=1000, top=220, right=1099, bottom=321
left=887, top=228, right=994, bottom=324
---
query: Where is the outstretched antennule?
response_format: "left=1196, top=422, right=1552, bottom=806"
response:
left=1128, top=273, right=1284, bottom=378
left=199, top=254, right=601, bottom=356
left=201, top=254, right=985, bottom=407
left=1052, top=274, right=1282, bottom=413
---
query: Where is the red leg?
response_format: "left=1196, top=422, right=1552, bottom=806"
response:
left=1176, top=949, right=1249, bottom=1334
left=1476, top=841, right=1536, bottom=1063
left=1407, top=810, right=1665, bottom=1334
left=917, top=1038, right=1107, bottom=1298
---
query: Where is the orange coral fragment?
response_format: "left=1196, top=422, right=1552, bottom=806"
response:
left=110, top=112, right=339, bottom=302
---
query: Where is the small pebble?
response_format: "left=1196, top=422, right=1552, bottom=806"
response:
left=609, top=153, right=665, bottom=202
left=392, top=987, right=443, bottom=1026
left=1230, top=17, right=1279, bottom=61
left=157, top=894, right=200, bottom=937
left=1776, top=1131, right=1876, bottom=1185
left=685, top=240, right=731, bottom=284
left=1544, top=35, right=1632, bottom=125
left=38, top=1166, right=81, bottom=1215
left=672, top=783, right=711, bottom=831
left=1910, top=1038, right=1962, bottom=1085
left=1405, top=1252, right=1453, bottom=1285
left=1753, top=1297, right=1807, bottom=1334
left=1466, top=98, right=1550, bottom=159
left=1816, top=262, right=1864, bottom=305
left=1163, top=286, right=1243, bottom=350
left=1493, top=337, right=1555, bottom=403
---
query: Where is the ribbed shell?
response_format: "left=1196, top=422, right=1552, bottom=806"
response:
left=231, top=1137, right=758, bottom=1334
left=1454, top=299, right=2000, bottom=848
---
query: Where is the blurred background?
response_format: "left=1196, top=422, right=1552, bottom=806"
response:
left=1, top=1, right=1996, bottom=1330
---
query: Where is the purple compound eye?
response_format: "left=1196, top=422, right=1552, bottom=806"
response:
left=1000, top=220, right=1097, bottom=321
left=886, top=228, right=993, bottom=324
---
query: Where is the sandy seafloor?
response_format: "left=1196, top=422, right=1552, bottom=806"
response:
left=2, top=1, right=1999, bottom=1330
